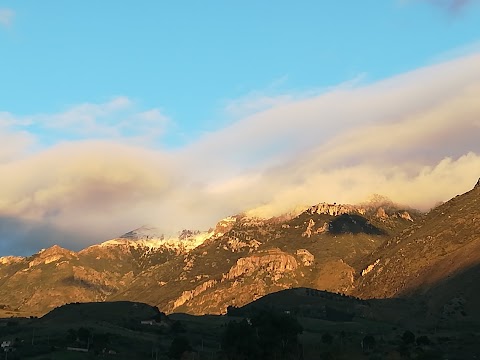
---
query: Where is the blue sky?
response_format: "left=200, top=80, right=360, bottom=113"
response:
left=1, top=1, right=480, bottom=255
left=1, top=1, right=479, bottom=146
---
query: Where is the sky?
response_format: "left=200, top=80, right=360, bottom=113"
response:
left=1, top=0, right=480, bottom=256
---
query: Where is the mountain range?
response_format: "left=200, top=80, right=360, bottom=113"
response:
left=1, top=179, right=479, bottom=330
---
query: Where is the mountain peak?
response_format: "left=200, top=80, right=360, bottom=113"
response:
left=27, top=245, right=77, bottom=268
left=38, top=244, right=75, bottom=257
left=98, top=225, right=214, bottom=252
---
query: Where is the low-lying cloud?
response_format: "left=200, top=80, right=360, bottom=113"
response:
left=0, top=53, right=479, bottom=255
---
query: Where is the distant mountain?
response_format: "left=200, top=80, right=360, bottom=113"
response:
left=110, top=201, right=419, bottom=315
left=0, top=199, right=418, bottom=316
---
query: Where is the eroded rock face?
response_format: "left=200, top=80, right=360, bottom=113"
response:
left=376, top=207, right=388, bottom=220
left=172, top=279, right=217, bottom=309
left=0, top=256, right=24, bottom=265
left=398, top=211, right=413, bottom=222
left=362, top=259, right=380, bottom=276
left=307, top=203, right=365, bottom=216
left=214, top=216, right=237, bottom=236
left=223, top=249, right=298, bottom=281
left=226, top=238, right=261, bottom=252
left=295, top=249, right=315, bottom=266
left=302, top=219, right=329, bottom=237
left=182, top=280, right=271, bottom=315
left=316, top=222, right=329, bottom=234
left=302, top=219, right=315, bottom=238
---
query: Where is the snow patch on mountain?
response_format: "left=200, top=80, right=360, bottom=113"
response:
left=100, top=226, right=214, bottom=251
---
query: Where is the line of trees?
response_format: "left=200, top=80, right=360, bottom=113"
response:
left=221, top=309, right=303, bottom=360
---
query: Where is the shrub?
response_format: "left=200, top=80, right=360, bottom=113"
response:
left=321, top=332, right=333, bottom=345
left=402, top=330, right=415, bottom=345
left=168, top=336, right=191, bottom=359
left=416, top=335, right=430, bottom=346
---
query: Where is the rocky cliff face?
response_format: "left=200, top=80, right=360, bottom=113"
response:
left=223, top=249, right=298, bottom=281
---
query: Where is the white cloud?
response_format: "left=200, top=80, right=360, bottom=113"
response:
left=1, top=53, right=480, bottom=255
left=180, top=53, right=480, bottom=217
left=222, top=73, right=366, bottom=120
left=0, top=113, right=36, bottom=163
left=2, top=97, right=170, bottom=146
left=0, top=8, right=14, bottom=27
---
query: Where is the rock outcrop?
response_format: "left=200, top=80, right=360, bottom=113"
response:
left=28, top=245, right=77, bottom=268
left=302, top=219, right=315, bottom=237
left=172, top=280, right=217, bottom=309
left=295, top=249, right=314, bottom=266
left=223, top=249, right=298, bottom=281
left=214, top=216, right=237, bottom=236
left=307, top=203, right=363, bottom=216
left=0, top=256, right=24, bottom=265
left=361, top=259, right=380, bottom=276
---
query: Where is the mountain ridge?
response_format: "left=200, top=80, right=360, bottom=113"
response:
left=3, top=184, right=477, bottom=321
left=0, top=196, right=422, bottom=316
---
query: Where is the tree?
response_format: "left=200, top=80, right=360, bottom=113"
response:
left=321, top=332, right=333, bottom=345
left=416, top=335, right=430, bottom=346
left=66, top=329, right=76, bottom=342
left=250, top=309, right=303, bottom=359
left=221, top=319, right=258, bottom=359
left=226, top=305, right=243, bottom=317
left=221, top=309, right=303, bottom=360
left=77, top=327, right=90, bottom=343
left=92, top=333, right=110, bottom=354
left=402, top=330, right=415, bottom=345
left=168, top=336, right=191, bottom=359
left=153, top=312, right=166, bottom=322
left=362, top=335, right=376, bottom=353
left=170, top=320, right=186, bottom=334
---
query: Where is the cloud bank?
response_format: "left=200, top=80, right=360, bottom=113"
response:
left=1, top=53, right=479, bottom=255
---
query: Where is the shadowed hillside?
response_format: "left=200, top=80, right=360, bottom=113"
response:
left=354, top=179, right=480, bottom=328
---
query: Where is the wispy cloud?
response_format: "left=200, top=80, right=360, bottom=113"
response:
left=1, top=53, right=479, bottom=255
left=0, top=8, right=14, bottom=27
left=427, top=0, right=472, bottom=13
left=2, top=97, right=170, bottom=148
left=222, top=73, right=367, bottom=120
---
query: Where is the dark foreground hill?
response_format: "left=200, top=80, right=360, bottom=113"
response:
left=1, top=294, right=479, bottom=360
